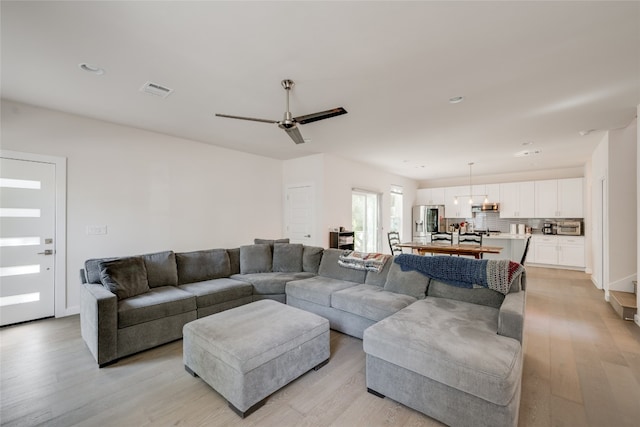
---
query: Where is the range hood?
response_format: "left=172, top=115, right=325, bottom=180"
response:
left=472, top=203, right=500, bottom=212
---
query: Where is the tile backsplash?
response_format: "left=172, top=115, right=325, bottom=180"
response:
left=446, top=212, right=546, bottom=233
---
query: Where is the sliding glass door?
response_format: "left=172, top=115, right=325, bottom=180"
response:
left=352, top=190, right=380, bottom=253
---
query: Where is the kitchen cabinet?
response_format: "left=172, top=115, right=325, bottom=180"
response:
left=531, top=235, right=585, bottom=268
left=499, top=181, right=535, bottom=218
left=557, top=236, right=585, bottom=267
left=534, top=178, right=583, bottom=218
left=444, top=186, right=472, bottom=218
left=415, top=187, right=445, bottom=206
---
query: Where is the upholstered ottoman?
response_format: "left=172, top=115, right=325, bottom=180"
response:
left=183, top=299, right=330, bottom=417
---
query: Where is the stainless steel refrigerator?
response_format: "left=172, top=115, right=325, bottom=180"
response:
left=412, top=205, right=445, bottom=243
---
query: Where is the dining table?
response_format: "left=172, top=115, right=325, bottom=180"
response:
left=395, top=242, right=503, bottom=259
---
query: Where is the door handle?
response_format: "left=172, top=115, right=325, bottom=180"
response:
left=304, top=234, right=311, bottom=238
left=37, top=249, right=54, bottom=255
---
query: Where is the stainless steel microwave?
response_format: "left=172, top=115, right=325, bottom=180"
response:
left=556, top=221, right=581, bottom=236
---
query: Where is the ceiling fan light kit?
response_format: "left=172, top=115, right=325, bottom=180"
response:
left=216, top=79, right=347, bottom=145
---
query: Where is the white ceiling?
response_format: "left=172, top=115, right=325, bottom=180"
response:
left=2, top=1, right=638, bottom=182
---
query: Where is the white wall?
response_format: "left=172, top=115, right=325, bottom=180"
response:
left=637, top=104, right=640, bottom=328
left=284, top=153, right=417, bottom=251
left=1, top=100, right=283, bottom=314
left=590, top=117, right=638, bottom=297
left=607, top=119, right=637, bottom=291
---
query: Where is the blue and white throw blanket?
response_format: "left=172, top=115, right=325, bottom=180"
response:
left=394, top=254, right=525, bottom=295
left=338, top=251, right=390, bottom=273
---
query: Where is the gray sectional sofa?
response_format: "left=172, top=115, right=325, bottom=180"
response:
left=80, top=242, right=526, bottom=427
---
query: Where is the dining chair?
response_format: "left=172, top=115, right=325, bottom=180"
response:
left=387, top=231, right=403, bottom=255
left=520, top=235, right=531, bottom=265
left=430, top=232, right=453, bottom=245
left=458, top=232, right=483, bottom=246
left=458, top=232, right=483, bottom=258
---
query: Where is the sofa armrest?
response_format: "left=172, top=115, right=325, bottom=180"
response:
left=80, top=282, right=118, bottom=366
left=498, top=289, right=526, bottom=344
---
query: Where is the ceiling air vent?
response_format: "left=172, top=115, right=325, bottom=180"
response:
left=514, top=148, right=542, bottom=158
left=139, top=81, right=173, bottom=98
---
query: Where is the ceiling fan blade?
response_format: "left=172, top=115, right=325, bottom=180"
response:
left=215, top=113, right=278, bottom=124
left=283, top=126, right=306, bottom=144
left=294, top=107, right=347, bottom=125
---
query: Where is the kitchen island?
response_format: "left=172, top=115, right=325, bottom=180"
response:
left=481, top=234, right=529, bottom=263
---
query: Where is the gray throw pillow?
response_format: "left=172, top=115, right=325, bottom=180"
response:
left=142, top=251, right=178, bottom=287
left=227, top=248, right=241, bottom=275
left=302, top=246, right=324, bottom=274
left=383, top=262, right=430, bottom=300
left=99, top=257, right=150, bottom=300
left=272, top=243, right=303, bottom=272
left=240, top=244, right=272, bottom=274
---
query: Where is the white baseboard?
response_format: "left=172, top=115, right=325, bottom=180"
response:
left=608, top=273, right=638, bottom=293
left=635, top=314, right=640, bottom=328
left=60, top=305, right=80, bottom=317
left=591, top=275, right=603, bottom=289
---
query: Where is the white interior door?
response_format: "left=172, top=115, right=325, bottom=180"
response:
left=0, top=158, right=56, bottom=326
left=286, top=185, right=314, bottom=245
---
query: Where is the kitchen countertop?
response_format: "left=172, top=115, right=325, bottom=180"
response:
left=482, top=233, right=531, bottom=240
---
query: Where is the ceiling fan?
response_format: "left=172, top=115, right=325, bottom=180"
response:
left=215, top=79, right=347, bottom=144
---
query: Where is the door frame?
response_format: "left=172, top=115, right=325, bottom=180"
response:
left=1, top=150, right=68, bottom=317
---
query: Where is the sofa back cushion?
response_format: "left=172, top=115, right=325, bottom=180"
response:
left=302, top=246, right=323, bottom=274
left=364, top=256, right=393, bottom=287
left=99, top=256, right=150, bottom=300
left=272, top=243, right=303, bottom=272
left=383, top=262, right=430, bottom=299
left=254, top=238, right=290, bottom=247
left=426, top=280, right=505, bottom=309
left=318, top=248, right=366, bottom=283
left=176, top=249, right=231, bottom=285
left=240, top=244, right=272, bottom=274
left=142, top=251, right=178, bottom=288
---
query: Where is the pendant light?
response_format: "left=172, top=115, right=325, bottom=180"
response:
left=453, top=162, right=488, bottom=206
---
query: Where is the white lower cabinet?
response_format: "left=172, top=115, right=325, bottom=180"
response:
left=557, top=237, right=585, bottom=267
left=531, top=235, right=584, bottom=268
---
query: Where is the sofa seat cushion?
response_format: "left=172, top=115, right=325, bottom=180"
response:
left=178, top=278, right=253, bottom=308
left=331, top=284, right=416, bottom=322
left=363, top=297, right=522, bottom=406
left=118, top=286, right=196, bottom=328
left=231, top=272, right=314, bottom=295
left=286, top=276, right=359, bottom=307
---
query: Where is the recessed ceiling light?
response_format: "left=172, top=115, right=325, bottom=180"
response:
left=522, top=141, right=533, bottom=146
left=78, top=63, right=105, bottom=75
left=449, top=96, right=464, bottom=104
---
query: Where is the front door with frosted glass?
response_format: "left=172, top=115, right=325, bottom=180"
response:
left=0, top=158, right=56, bottom=326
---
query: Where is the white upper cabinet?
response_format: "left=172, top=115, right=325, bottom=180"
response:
left=534, top=178, right=583, bottom=218
left=415, top=187, right=446, bottom=206
left=499, top=181, right=535, bottom=218
left=558, top=178, right=583, bottom=218
left=444, top=186, right=472, bottom=218
left=485, top=183, right=500, bottom=202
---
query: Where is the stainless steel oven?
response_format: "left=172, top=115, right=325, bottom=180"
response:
left=556, top=220, right=581, bottom=236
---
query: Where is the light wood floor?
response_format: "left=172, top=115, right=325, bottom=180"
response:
left=1, top=267, right=639, bottom=427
